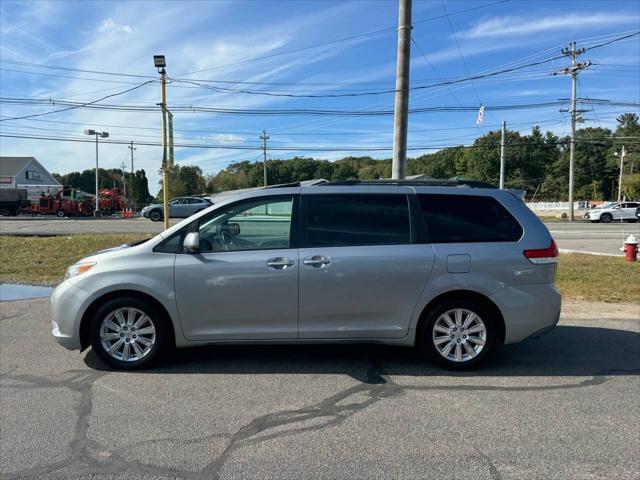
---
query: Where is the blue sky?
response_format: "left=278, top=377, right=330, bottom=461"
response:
left=1, top=0, right=639, bottom=194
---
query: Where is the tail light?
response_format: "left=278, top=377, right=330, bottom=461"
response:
left=524, top=240, right=559, bottom=264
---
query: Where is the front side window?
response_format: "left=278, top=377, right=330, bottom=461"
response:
left=197, top=196, right=294, bottom=252
left=418, top=194, right=522, bottom=243
left=304, top=194, right=410, bottom=247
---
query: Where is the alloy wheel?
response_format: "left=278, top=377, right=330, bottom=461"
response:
left=432, top=308, right=487, bottom=363
left=99, top=307, right=156, bottom=362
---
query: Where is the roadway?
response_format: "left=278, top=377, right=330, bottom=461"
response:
left=1, top=298, right=638, bottom=479
left=1, top=217, right=638, bottom=255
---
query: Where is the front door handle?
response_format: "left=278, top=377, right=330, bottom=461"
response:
left=266, top=257, right=295, bottom=269
left=303, top=255, right=331, bottom=267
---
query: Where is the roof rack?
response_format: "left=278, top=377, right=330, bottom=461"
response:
left=265, top=182, right=301, bottom=189
left=324, top=179, right=496, bottom=189
left=266, top=179, right=329, bottom=189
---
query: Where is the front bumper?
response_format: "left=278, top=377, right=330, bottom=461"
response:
left=50, top=280, right=90, bottom=350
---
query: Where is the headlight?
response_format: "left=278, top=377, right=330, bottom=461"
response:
left=64, top=262, right=96, bottom=280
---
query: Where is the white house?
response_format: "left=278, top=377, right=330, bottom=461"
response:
left=0, top=156, right=61, bottom=199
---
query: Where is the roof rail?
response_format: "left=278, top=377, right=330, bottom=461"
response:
left=265, top=182, right=301, bottom=189
left=266, top=179, right=329, bottom=189
left=324, top=179, right=496, bottom=189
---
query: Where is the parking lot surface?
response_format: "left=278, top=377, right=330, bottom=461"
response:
left=1, top=218, right=639, bottom=256
left=1, top=298, right=638, bottom=479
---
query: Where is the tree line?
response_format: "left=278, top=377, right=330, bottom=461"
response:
left=52, top=168, right=153, bottom=208
left=206, top=113, right=639, bottom=202
left=54, top=113, right=640, bottom=204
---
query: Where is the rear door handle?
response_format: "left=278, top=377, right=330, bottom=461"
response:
left=266, top=257, right=295, bottom=269
left=303, top=255, right=331, bottom=267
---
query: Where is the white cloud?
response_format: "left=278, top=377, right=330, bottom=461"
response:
left=210, top=133, right=246, bottom=142
left=457, top=13, right=638, bottom=39
left=97, top=18, right=133, bottom=36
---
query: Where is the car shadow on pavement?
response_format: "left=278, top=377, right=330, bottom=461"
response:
left=83, top=325, right=640, bottom=381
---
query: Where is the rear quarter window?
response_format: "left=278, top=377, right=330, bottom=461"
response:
left=418, top=194, right=523, bottom=243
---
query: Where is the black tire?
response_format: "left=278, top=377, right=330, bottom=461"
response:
left=149, top=209, right=162, bottom=222
left=89, top=296, right=171, bottom=370
left=600, top=213, right=613, bottom=223
left=419, top=299, right=498, bottom=371
left=0, top=208, right=10, bottom=216
left=56, top=209, right=65, bottom=218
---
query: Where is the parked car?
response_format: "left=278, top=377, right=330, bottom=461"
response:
left=51, top=180, right=561, bottom=371
left=583, top=201, right=640, bottom=223
left=141, top=197, right=211, bottom=221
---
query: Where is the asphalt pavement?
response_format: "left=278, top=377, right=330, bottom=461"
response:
left=1, top=217, right=639, bottom=256
left=1, top=298, right=638, bottom=479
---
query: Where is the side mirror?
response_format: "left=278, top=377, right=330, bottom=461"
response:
left=183, top=232, right=200, bottom=253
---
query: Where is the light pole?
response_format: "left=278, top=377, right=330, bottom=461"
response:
left=154, top=54, right=170, bottom=230
left=84, top=129, right=109, bottom=216
left=614, top=146, right=626, bottom=203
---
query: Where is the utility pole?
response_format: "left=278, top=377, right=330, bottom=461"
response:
left=616, top=145, right=626, bottom=203
left=168, top=111, right=175, bottom=169
left=499, top=120, right=506, bottom=189
left=120, top=161, right=127, bottom=198
left=391, top=0, right=412, bottom=180
left=557, top=42, right=590, bottom=221
left=128, top=141, right=136, bottom=200
left=154, top=55, right=170, bottom=230
left=260, top=130, right=269, bottom=187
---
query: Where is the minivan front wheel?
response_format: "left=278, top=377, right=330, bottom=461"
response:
left=420, top=300, right=497, bottom=370
left=89, top=297, right=169, bottom=369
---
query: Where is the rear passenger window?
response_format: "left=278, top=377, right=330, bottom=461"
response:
left=418, top=194, right=522, bottom=243
left=305, top=194, right=410, bottom=247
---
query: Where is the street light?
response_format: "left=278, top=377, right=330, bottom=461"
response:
left=84, top=129, right=109, bottom=217
left=154, top=54, right=170, bottom=230
left=153, top=55, right=166, bottom=70
left=614, top=146, right=626, bottom=204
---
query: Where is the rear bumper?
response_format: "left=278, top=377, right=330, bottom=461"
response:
left=491, top=283, right=562, bottom=344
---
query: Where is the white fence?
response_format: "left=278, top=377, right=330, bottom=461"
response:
left=526, top=201, right=591, bottom=211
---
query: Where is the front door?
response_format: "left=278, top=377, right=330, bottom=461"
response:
left=298, top=193, right=434, bottom=339
left=174, top=195, right=299, bottom=340
left=621, top=202, right=639, bottom=220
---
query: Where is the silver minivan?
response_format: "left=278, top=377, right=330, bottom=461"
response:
left=51, top=181, right=561, bottom=370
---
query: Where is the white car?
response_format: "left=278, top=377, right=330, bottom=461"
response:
left=584, top=202, right=640, bottom=223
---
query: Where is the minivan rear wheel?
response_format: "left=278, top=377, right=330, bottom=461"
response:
left=420, top=299, right=497, bottom=370
left=89, top=297, right=170, bottom=370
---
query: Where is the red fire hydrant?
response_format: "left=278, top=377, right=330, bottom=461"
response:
left=624, top=235, right=638, bottom=262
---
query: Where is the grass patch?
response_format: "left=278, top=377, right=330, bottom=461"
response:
left=557, top=253, right=640, bottom=304
left=1, top=236, right=638, bottom=305
left=0, top=234, right=152, bottom=286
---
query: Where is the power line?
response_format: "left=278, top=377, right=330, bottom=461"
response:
left=4, top=97, right=636, bottom=116
left=0, top=115, right=575, bottom=135
left=3, top=132, right=637, bottom=152
left=167, top=54, right=571, bottom=98
left=0, top=80, right=156, bottom=122
left=584, top=31, right=640, bottom=51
